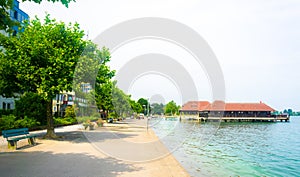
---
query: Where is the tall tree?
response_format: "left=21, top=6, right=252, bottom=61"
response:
left=76, top=44, right=117, bottom=119
left=73, top=41, right=114, bottom=118
left=137, top=98, right=150, bottom=115
left=151, top=103, right=164, bottom=115
left=0, top=15, right=85, bottom=138
left=129, top=99, right=143, bottom=114
left=111, top=82, right=131, bottom=118
left=95, top=81, right=113, bottom=119
left=0, top=0, right=75, bottom=34
left=164, top=100, right=180, bottom=116
left=287, top=109, right=293, bottom=116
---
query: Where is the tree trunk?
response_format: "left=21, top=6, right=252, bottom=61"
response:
left=44, top=99, right=58, bottom=139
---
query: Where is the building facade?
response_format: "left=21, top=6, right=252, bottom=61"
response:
left=52, top=83, right=92, bottom=117
left=0, top=0, right=29, bottom=110
left=9, top=0, right=29, bottom=35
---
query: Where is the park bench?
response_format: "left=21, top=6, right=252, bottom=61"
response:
left=2, top=128, right=37, bottom=150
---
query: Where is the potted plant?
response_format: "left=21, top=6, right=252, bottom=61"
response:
left=96, top=118, right=104, bottom=127
left=89, top=122, right=95, bottom=130
left=83, top=119, right=94, bottom=130
left=83, top=121, right=90, bottom=130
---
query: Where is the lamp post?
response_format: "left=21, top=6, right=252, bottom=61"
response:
left=56, top=94, right=60, bottom=117
left=143, top=105, right=146, bottom=117
left=147, top=99, right=150, bottom=132
left=147, top=99, right=150, bottom=117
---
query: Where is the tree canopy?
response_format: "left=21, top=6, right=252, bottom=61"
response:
left=151, top=103, right=164, bottom=115
left=164, top=100, right=180, bottom=116
left=137, top=98, right=150, bottom=115
left=129, top=99, right=143, bottom=114
left=111, top=81, right=132, bottom=118
left=0, top=15, right=85, bottom=138
left=0, top=15, right=85, bottom=100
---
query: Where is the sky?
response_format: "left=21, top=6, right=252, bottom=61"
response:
left=20, top=0, right=300, bottom=111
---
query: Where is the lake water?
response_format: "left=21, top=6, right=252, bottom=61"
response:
left=150, top=116, right=300, bottom=177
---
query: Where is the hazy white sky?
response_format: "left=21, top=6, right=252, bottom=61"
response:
left=20, top=0, right=300, bottom=111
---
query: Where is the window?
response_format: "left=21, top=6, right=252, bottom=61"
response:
left=2, top=102, right=6, bottom=109
left=14, top=11, right=18, bottom=19
left=7, top=103, right=10, bottom=110
left=68, top=95, right=73, bottom=101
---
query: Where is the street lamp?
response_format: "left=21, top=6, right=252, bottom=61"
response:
left=143, top=105, right=146, bottom=117
left=147, top=99, right=150, bottom=132
left=143, top=101, right=149, bottom=132
left=56, top=94, right=60, bottom=117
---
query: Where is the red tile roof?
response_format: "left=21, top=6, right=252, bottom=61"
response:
left=181, top=101, right=210, bottom=111
left=181, top=101, right=275, bottom=112
left=225, top=103, right=275, bottom=111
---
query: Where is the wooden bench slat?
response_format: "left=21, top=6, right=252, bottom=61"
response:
left=9, top=136, right=28, bottom=141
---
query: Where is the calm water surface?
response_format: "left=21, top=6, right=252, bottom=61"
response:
left=150, top=116, right=300, bottom=177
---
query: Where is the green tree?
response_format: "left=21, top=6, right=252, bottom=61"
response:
left=137, top=98, right=150, bottom=115
left=73, top=43, right=116, bottom=119
left=73, top=41, right=115, bottom=118
left=95, top=81, right=113, bottom=119
left=0, top=15, right=86, bottom=138
left=151, top=103, right=164, bottom=115
left=287, top=109, right=293, bottom=116
left=73, top=42, right=114, bottom=94
left=129, top=99, right=143, bottom=114
left=0, top=0, right=75, bottom=33
left=111, top=82, right=131, bottom=118
left=164, top=100, right=180, bottom=116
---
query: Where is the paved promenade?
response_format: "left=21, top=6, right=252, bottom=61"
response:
left=0, top=119, right=189, bottom=177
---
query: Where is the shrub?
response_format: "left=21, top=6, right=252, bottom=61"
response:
left=77, top=116, right=98, bottom=123
left=54, top=117, right=77, bottom=126
left=0, top=115, right=40, bottom=130
left=0, top=109, right=14, bottom=117
left=64, top=105, right=77, bottom=124
left=14, top=92, right=47, bottom=125
left=0, top=115, right=16, bottom=130
left=65, top=105, right=76, bottom=119
left=65, top=117, right=78, bottom=124
left=14, top=116, right=40, bottom=128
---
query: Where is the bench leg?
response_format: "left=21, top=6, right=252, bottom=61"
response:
left=28, top=137, right=36, bottom=145
left=8, top=140, right=17, bottom=150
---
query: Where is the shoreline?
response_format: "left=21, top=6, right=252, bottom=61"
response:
left=0, top=119, right=190, bottom=177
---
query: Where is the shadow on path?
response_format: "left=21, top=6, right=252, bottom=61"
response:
left=34, top=130, right=138, bottom=144
left=0, top=151, right=141, bottom=177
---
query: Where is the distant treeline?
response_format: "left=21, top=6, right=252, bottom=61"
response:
left=288, top=112, right=300, bottom=116
left=274, top=109, right=300, bottom=116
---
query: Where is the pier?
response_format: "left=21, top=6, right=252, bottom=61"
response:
left=178, top=101, right=290, bottom=123
left=179, top=115, right=290, bottom=123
